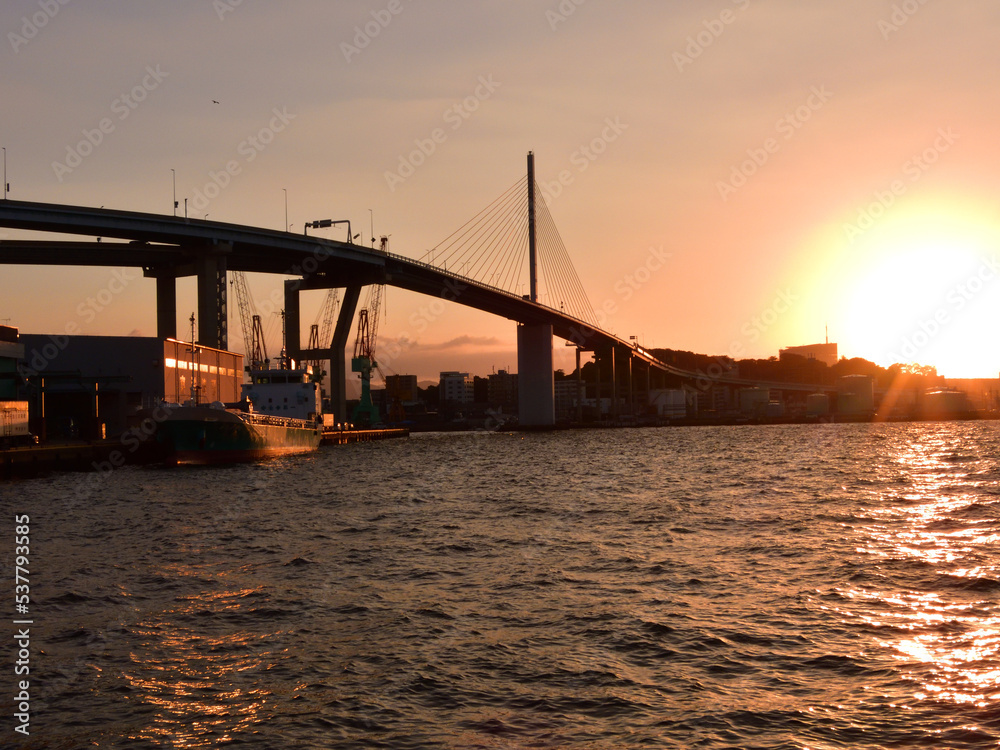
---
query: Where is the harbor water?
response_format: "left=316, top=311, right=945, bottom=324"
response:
left=6, top=421, right=1000, bottom=748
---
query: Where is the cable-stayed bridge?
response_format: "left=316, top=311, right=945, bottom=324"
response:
left=0, top=154, right=828, bottom=425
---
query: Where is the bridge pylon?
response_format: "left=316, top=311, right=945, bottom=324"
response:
left=516, top=151, right=555, bottom=428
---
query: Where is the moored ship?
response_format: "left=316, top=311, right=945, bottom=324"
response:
left=158, top=365, right=324, bottom=465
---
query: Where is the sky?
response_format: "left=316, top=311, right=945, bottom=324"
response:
left=3, top=0, right=1000, bottom=381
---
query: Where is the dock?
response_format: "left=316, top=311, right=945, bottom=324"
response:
left=321, top=427, right=409, bottom=445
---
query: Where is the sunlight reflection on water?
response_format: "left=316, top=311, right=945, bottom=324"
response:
left=852, top=429, right=1000, bottom=709
left=119, top=575, right=288, bottom=748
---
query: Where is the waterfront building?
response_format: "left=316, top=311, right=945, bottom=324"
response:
left=385, top=374, right=419, bottom=403
left=554, top=379, right=581, bottom=420
left=17, top=334, right=242, bottom=438
left=0, top=325, right=23, bottom=399
left=779, top=342, right=838, bottom=367
left=487, top=369, right=518, bottom=410
left=838, top=374, right=875, bottom=416
left=439, top=371, right=473, bottom=407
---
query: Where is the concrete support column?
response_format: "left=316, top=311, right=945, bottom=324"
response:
left=517, top=322, right=554, bottom=428
left=594, top=350, right=602, bottom=419
left=283, top=279, right=301, bottom=366
left=611, top=348, right=618, bottom=420
left=575, top=347, right=583, bottom=424
left=156, top=275, right=177, bottom=340
left=645, top=362, right=651, bottom=414
left=330, top=286, right=361, bottom=424
left=628, top=355, right=634, bottom=417
left=196, top=253, right=227, bottom=350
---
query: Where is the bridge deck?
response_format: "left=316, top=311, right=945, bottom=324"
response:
left=0, top=199, right=833, bottom=393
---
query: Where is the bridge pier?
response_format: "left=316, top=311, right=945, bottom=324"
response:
left=283, top=279, right=301, bottom=366
left=155, top=275, right=177, bottom=340
left=517, top=323, right=554, bottom=428
left=282, top=281, right=361, bottom=424
left=575, top=346, right=584, bottom=424
left=611, top=348, right=618, bottom=420
left=593, top=346, right=617, bottom=420
left=593, top=350, right=602, bottom=419
left=330, top=286, right=361, bottom=423
left=628, top=354, right=634, bottom=418
left=196, top=250, right=228, bottom=350
left=645, top=361, right=651, bottom=413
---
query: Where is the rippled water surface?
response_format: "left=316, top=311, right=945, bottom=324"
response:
left=6, top=422, right=1000, bottom=748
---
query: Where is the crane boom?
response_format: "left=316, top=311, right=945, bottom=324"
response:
left=317, top=288, right=340, bottom=353
left=231, top=271, right=268, bottom=369
left=350, top=236, right=389, bottom=425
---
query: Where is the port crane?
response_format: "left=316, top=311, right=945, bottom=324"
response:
left=231, top=271, right=268, bottom=370
left=351, top=237, right=388, bottom=426
left=305, top=288, right=340, bottom=391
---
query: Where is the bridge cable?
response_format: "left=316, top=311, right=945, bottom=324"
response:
left=424, top=176, right=525, bottom=278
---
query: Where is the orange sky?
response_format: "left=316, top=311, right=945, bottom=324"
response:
left=3, top=1, right=1000, bottom=380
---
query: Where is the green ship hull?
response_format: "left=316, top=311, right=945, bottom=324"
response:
left=157, top=405, right=321, bottom=465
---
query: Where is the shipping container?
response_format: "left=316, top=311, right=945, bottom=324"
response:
left=0, top=401, right=36, bottom=446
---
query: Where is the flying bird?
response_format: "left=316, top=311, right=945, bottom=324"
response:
left=212, top=100, right=220, bottom=104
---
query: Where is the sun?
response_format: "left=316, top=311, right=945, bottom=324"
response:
left=814, top=200, right=1000, bottom=378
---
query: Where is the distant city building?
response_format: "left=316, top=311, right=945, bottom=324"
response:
left=487, top=369, right=518, bottom=410
left=805, top=393, right=830, bottom=417
left=439, top=371, right=473, bottom=406
left=649, top=388, right=687, bottom=418
left=695, top=385, right=729, bottom=414
left=385, top=374, right=419, bottom=403
left=473, top=376, right=489, bottom=405
left=554, top=379, right=582, bottom=419
left=739, top=387, right=770, bottom=417
left=779, top=342, right=838, bottom=367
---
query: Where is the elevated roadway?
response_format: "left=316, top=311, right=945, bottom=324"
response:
left=0, top=199, right=834, bottom=418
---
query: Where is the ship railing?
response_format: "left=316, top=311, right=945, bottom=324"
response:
left=237, top=412, right=317, bottom=429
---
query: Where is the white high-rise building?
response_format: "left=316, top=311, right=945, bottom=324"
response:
left=439, top=371, right=473, bottom=406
